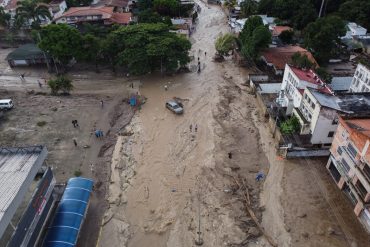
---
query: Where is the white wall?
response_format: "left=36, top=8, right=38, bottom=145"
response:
left=310, top=107, right=338, bottom=145
left=350, top=63, right=370, bottom=92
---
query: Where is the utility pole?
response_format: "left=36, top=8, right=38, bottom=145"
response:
left=37, top=32, right=51, bottom=72
left=195, top=190, right=203, bottom=246
left=318, top=0, right=325, bottom=18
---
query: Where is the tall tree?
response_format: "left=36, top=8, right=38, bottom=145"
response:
left=111, top=23, right=191, bottom=75
left=240, top=0, right=258, bottom=18
left=215, top=33, right=236, bottom=57
left=292, top=3, right=317, bottom=30
left=153, top=0, right=179, bottom=16
left=16, top=0, right=51, bottom=29
left=339, top=0, right=370, bottom=30
left=38, top=24, right=82, bottom=68
left=0, top=6, right=11, bottom=29
left=304, top=16, right=346, bottom=63
left=239, top=16, right=271, bottom=61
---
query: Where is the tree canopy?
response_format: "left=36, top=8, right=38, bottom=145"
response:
left=16, top=0, right=51, bottom=29
left=0, top=7, right=11, bottom=28
left=215, top=33, right=236, bottom=56
left=339, top=0, right=370, bottom=30
left=38, top=24, right=82, bottom=66
left=37, top=23, right=191, bottom=75
left=239, top=16, right=271, bottom=61
left=240, top=0, right=258, bottom=18
left=290, top=52, right=314, bottom=69
left=303, top=16, right=346, bottom=63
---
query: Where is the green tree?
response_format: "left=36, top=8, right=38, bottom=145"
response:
left=292, top=3, right=317, bottom=30
left=138, top=0, right=153, bottom=10
left=138, top=9, right=171, bottom=24
left=215, top=33, right=236, bottom=57
left=290, top=52, right=314, bottom=69
left=110, top=23, right=191, bottom=75
left=16, top=0, right=51, bottom=29
left=304, top=16, right=346, bottom=63
left=48, top=76, right=73, bottom=95
left=280, top=116, right=300, bottom=134
left=153, top=0, right=179, bottom=16
left=240, top=0, right=258, bottom=18
left=239, top=16, right=271, bottom=61
left=339, top=0, right=370, bottom=30
left=258, top=0, right=275, bottom=15
left=0, top=6, right=11, bottom=29
left=278, top=29, right=294, bottom=44
left=38, top=24, right=82, bottom=69
left=65, top=0, right=92, bottom=7
left=80, top=34, right=103, bottom=72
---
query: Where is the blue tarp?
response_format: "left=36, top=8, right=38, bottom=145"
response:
left=43, top=177, right=93, bottom=247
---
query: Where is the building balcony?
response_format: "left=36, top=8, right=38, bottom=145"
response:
left=292, top=107, right=310, bottom=135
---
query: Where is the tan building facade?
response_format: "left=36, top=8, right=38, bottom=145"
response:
left=326, top=117, right=370, bottom=231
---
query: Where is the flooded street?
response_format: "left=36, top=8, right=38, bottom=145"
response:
left=98, top=2, right=263, bottom=246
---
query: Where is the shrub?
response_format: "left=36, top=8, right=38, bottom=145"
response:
left=36, top=121, right=47, bottom=127
left=280, top=116, right=300, bottom=134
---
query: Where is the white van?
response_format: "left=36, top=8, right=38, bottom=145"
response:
left=0, top=99, right=14, bottom=110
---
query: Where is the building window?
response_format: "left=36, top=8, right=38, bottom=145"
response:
left=337, top=146, right=343, bottom=155
left=328, top=131, right=335, bottom=137
left=332, top=117, right=338, bottom=125
left=308, top=113, right=312, bottom=119
left=311, top=102, right=315, bottom=109
left=341, top=159, right=350, bottom=173
left=347, top=142, right=358, bottom=158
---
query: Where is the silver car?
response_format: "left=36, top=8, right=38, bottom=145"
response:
left=166, top=100, right=183, bottom=114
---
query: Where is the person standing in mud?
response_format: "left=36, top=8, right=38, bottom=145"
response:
left=195, top=124, right=198, bottom=132
left=190, top=124, right=193, bottom=132
left=100, top=99, right=104, bottom=108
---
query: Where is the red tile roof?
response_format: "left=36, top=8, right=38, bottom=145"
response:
left=290, top=66, right=333, bottom=94
left=340, top=117, right=370, bottom=156
left=261, top=46, right=318, bottom=71
left=272, top=26, right=292, bottom=36
left=5, top=0, right=17, bottom=10
left=59, top=6, right=114, bottom=19
left=109, top=12, right=131, bottom=25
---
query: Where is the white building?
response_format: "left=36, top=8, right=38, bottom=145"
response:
left=277, top=64, right=333, bottom=115
left=293, top=88, right=370, bottom=146
left=48, top=0, right=67, bottom=20
left=350, top=63, right=370, bottom=92
left=342, top=22, right=368, bottom=40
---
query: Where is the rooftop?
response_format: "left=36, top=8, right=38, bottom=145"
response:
left=0, top=146, right=47, bottom=238
left=290, top=65, right=333, bottom=94
left=6, top=44, right=49, bottom=61
left=308, top=88, right=370, bottom=114
left=345, top=118, right=370, bottom=139
left=109, top=12, right=132, bottom=25
left=262, top=46, right=318, bottom=71
left=330, top=77, right=353, bottom=92
left=57, top=6, right=114, bottom=19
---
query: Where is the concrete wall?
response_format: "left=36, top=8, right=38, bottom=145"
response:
left=310, top=107, right=338, bottom=145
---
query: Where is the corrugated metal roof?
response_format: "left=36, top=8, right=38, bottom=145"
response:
left=0, top=146, right=46, bottom=238
left=43, top=177, right=93, bottom=247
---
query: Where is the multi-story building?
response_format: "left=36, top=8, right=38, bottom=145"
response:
left=277, top=64, right=332, bottom=115
left=55, top=6, right=132, bottom=26
left=326, top=116, right=370, bottom=231
left=350, top=63, right=370, bottom=93
left=293, top=89, right=370, bottom=146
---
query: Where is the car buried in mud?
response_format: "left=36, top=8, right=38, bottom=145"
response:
left=165, top=100, right=183, bottom=114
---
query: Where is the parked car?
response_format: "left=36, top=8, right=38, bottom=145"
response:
left=0, top=99, right=13, bottom=110
left=166, top=100, right=183, bottom=114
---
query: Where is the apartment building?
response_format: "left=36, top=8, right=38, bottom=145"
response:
left=326, top=116, right=370, bottom=231
left=350, top=63, right=370, bottom=93
left=277, top=64, right=332, bottom=115
left=293, top=89, right=370, bottom=146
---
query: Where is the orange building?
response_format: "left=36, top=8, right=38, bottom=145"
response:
left=327, top=116, right=370, bottom=231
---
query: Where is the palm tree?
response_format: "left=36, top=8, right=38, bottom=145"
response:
left=16, top=0, right=51, bottom=28
left=0, top=6, right=11, bottom=28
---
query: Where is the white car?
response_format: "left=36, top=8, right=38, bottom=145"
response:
left=0, top=99, right=14, bottom=110
left=166, top=100, right=183, bottom=114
